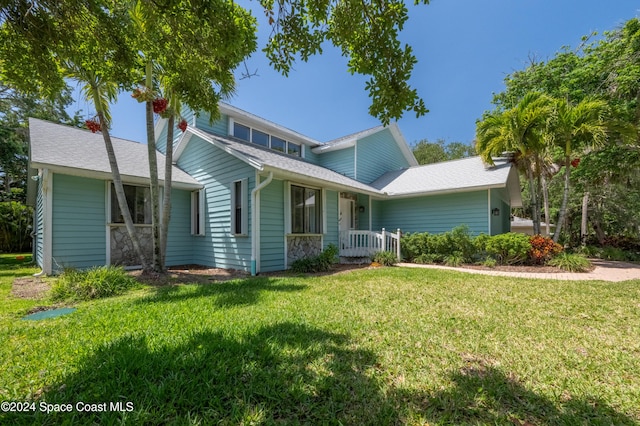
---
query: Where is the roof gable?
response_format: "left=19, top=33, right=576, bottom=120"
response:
left=28, top=118, right=201, bottom=189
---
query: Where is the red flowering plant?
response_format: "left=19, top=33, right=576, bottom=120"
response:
left=528, top=235, right=563, bottom=264
left=85, top=117, right=101, bottom=133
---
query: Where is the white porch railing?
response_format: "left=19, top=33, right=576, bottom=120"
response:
left=339, top=228, right=401, bottom=259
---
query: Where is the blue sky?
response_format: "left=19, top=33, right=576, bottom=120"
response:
left=70, top=0, right=639, bottom=147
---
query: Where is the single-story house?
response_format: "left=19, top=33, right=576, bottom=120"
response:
left=28, top=103, right=522, bottom=275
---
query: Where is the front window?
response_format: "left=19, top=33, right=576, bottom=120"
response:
left=288, top=142, right=301, bottom=157
left=233, top=122, right=250, bottom=141
left=271, top=136, right=286, bottom=153
left=110, top=184, right=151, bottom=224
left=231, top=179, right=248, bottom=235
left=291, top=185, right=321, bottom=234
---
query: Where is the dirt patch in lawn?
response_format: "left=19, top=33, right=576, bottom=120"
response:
left=131, top=265, right=251, bottom=286
left=12, top=277, right=50, bottom=300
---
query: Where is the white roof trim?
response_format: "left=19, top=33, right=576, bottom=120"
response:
left=30, top=162, right=203, bottom=190
left=218, top=103, right=321, bottom=147
left=177, top=126, right=264, bottom=171
left=262, top=166, right=383, bottom=197
left=310, top=123, right=418, bottom=167
left=384, top=183, right=508, bottom=199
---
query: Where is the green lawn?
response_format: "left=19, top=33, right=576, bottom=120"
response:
left=1, top=254, right=639, bottom=425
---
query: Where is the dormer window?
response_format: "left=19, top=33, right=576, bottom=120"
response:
left=232, top=121, right=301, bottom=157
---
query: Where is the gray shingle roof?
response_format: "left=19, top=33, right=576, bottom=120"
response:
left=187, top=127, right=382, bottom=195
left=29, top=118, right=201, bottom=188
left=370, top=156, right=516, bottom=196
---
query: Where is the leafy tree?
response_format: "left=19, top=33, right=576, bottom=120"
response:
left=488, top=18, right=640, bottom=244
left=0, top=84, right=78, bottom=202
left=476, top=92, right=554, bottom=235
left=412, top=139, right=475, bottom=165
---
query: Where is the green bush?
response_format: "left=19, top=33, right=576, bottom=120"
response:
left=547, top=253, right=592, bottom=272
left=482, top=257, right=497, bottom=268
left=0, top=201, right=32, bottom=252
left=372, top=251, right=398, bottom=266
left=290, top=244, right=339, bottom=273
left=444, top=252, right=464, bottom=267
left=485, top=233, right=531, bottom=265
left=414, top=253, right=442, bottom=264
left=50, top=266, right=140, bottom=301
left=401, top=232, right=430, bottom=262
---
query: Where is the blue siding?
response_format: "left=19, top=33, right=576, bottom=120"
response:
left=490, top=188, right=511, bottom=235
left=356, top=129, right=411, bottom=184
left=371, top=199, right=384, bottom=231
left=303, top=146, right=321, bottom=164
left=260, top=179, right=285, bottom=272
left=319, top=146, right=355, bottom=179
left=377, top=191, right=489, bottom=235
left=156, top=120, right=169, bottom=154
left=165, top=188, right=197, bottom=266
left=324, top=190, right=339, bottom=248
left=177, top=135, right=255, bottom=270
left=356, top=194, right=370, bottom=230
left=35, top=177, right=44, bottom=268
left=195, top=112, right=228, bottom=137
left=51, top=174, right=106, bottom=270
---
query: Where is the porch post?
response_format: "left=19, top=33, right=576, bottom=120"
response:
left=382, top=228, right=386, bottom=251
left=396, top=228, right=401, bottom=260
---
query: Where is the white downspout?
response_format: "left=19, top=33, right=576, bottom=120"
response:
left=251, top=171, right=273, bottom=276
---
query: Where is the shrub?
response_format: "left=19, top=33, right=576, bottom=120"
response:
left=529, top=235, right=563, bottom=264
left=485, top=233, right=531, bottom=265
left=547, top=253, right=592, bottom=272
left=290, top=244, right=339, bottom=273
left=50, top=266, right=139, bottom=301
left=414, top=253, right=441, bottom=264
left=482, top=257, right=497, bottom=268
left=444, top=252, right=464, bottom=267
left=401, top=232, right=430, bottom=262
left=372, top=251, right=398, bottom=266
left=600, top=246, right=639, bottom=262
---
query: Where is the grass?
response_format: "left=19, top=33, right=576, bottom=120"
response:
left=0, top=254, right=639, bottom=424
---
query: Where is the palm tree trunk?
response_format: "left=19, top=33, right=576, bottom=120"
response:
left=160, top=114, right=174, bottom=267
left=580, top=192, right=589, bottom=246
left=145, top=61, right=162, bottom=272
left=553, top=156, right=571, bottom=243
left=542, top=175, right=551, bottom=236
left=526, top=166, right=540, bottom=235
left=92, top=90, right=148, bottom=270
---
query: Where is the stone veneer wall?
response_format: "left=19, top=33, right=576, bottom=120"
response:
left=110, top=226, right=153, bottom=267
left=287, top=235, right=322, bottom=265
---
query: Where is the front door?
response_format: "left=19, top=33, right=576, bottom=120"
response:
left=339, top=197, right=355, bottom=232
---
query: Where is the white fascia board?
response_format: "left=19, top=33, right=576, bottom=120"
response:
left=262, top=166, right=382, bottom=197
left=311, top=138, right=356, bottom=154
left=154, top=117, right=167, bottom=141
left=218, top=103, right=322, bottom=147
left=184, top=127, right=264, bottom=171
left=173, top=131, right=192, bottom=160
left=507, top=166, right=523, bottom=207
left=384, top=183, right=507, bottom=199
left=388, top=123, right=419, bottom=167
left=30, top=163, right=203, bottom=190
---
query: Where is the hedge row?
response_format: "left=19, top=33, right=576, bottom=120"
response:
left=401, top=225, right=563, bottom=266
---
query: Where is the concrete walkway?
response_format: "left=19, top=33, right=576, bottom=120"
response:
left=397, top=259, right=640, bottom=282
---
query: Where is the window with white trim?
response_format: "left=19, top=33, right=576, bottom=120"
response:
left=291, top=185, right=322, bottom=234
left=231, top=179, right=248, bottom=235
left=232, top=121, right=302, bottom=157
left=191, top=189, right=205, bottom=236
left=110, top=184, right=151, bottom=224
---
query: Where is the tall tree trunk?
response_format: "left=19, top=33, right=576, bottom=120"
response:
left=542, top=175, right=551, bottom=236
left=580, top=192, right=589, bottom=246
left=145, top=61, right=162, bottom=273
left=526, top=165, right=540, bottom=235
left=553, top=155, right=571, bottom=243
left=160, top=114, right=174, bottom=267
left=91, top=85, right=148, bottom=270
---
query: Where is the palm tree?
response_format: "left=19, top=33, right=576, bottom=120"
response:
left=548, top=97, right=610, bottom=242
left=476, top=92, right=553, bottom=235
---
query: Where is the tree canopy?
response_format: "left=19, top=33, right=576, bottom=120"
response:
left=481, top=17, right=640, bottom=244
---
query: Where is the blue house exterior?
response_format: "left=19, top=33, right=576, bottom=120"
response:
left=28, top=104, right=521, bottom=275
